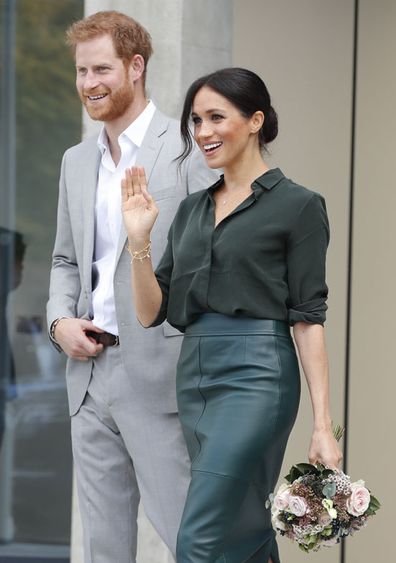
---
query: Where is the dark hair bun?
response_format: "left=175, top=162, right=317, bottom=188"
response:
left=179, top=67, right=278, bottom=163
left=262, top=106, right=278, bottom=144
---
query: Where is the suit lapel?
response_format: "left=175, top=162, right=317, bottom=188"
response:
left=115, top=110, right=169, bottom=264
left=81, top=140, right=101, bottom=293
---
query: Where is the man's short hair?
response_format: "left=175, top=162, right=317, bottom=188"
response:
left=66, top=10, right=153, bottom=79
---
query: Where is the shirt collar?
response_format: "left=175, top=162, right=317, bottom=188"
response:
left=252, top=168, right=285, bottom=193
left=207, top=168, right=285, bottom=199
left=97, top=100, right=156, bottom=154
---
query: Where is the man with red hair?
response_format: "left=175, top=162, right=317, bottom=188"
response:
left=47, top=11, right=216, bottom=562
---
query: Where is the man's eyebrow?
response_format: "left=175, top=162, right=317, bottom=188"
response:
left=76, top=63, right=113, bottom=69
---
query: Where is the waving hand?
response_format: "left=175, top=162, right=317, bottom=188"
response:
left=121, top=166, right=159, bottom=241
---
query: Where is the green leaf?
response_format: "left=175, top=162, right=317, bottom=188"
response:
left=296, top=463, right=318, bottom=473
left=367, top=495, right=381, bottom=513
left=322, top=482, right=336, bottom=498
left=285, top=466, right=300, bottom=483
left=370, top=495, right=381, bottom=508
left=307, top=534, right=318, bottom=546
left=285, top=463, right=318, bottom=483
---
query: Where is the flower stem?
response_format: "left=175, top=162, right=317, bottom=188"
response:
left=332, top=422, right=345, bottom=442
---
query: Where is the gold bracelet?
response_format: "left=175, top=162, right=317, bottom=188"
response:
left=126, top=241, right=152, bottom=263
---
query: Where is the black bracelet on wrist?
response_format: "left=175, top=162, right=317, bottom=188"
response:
left=50, top=316, right=67, bottom=343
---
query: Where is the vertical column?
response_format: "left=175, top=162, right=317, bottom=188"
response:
left=71, top=1, right=232, bottom=561
left=347, top=0, right=396, bottom=561
left=0, top=0, right=17, bottom=229
left=0, top=0, right=17, bottom=543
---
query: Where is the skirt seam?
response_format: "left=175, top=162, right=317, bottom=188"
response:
left=191, top=468, right=249, bottom=483
left=190, top=337, right=207, bottom=465
left=272, top=334, right=282, bottom=444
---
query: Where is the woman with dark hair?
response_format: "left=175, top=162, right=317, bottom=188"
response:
left=121, top=67, right=342, bottom=562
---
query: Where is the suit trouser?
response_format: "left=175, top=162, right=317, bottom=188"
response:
left=71, top=345, right=191, bottom=563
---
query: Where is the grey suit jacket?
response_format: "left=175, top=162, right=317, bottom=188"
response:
left=47, top=109, right=218, bottom=415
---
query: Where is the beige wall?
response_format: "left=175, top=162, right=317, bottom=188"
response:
left=347, top=0, right=396, bottom=561
left=234, top=0, right=394, bottom=562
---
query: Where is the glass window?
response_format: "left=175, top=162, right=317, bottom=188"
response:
left=0, top=1, right=83, bottom=560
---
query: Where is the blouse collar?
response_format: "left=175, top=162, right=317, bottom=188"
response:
left=207, top=167, right=285, bottom=200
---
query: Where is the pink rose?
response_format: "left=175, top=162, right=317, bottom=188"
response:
left=319, top=512, right=333, bottom=526
left=274, top=483, right=291, bottom=511
left=288, top=495, right=308, bottom=517
left=347, top=481, right=370, bottom=517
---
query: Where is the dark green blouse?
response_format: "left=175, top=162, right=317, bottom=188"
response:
left=153, top=168, right=329, bottom=332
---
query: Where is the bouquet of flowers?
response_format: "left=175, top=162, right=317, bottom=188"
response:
left=267, top=427, right=380, bottom=552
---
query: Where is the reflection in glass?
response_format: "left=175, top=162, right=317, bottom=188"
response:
left=0, top=0, right=83, bottom=559
left=0, top=228, right=25, bottom=444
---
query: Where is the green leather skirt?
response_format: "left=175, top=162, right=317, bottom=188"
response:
left=176, top=314, right=300, bottom=562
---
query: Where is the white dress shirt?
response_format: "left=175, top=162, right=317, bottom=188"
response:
left=91, top=101, right=156, bottom=335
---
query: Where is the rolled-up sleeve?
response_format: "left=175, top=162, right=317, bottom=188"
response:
left=287, top=194, right=330, bottom=325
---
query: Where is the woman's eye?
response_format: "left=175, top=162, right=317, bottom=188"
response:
left=211, top=114, right=224, bottom=121
left=191, top=116, right=202, bottom=125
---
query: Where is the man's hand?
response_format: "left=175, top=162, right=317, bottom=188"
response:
left=54, top=318, right=104, bottom=361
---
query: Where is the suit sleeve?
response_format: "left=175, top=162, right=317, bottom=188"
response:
left=46, top=151, right=81, bottom=332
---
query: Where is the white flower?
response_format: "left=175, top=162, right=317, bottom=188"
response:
left=271, top=508, right=287, bottom=531
left=322, top=498, right=337, bottom=519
